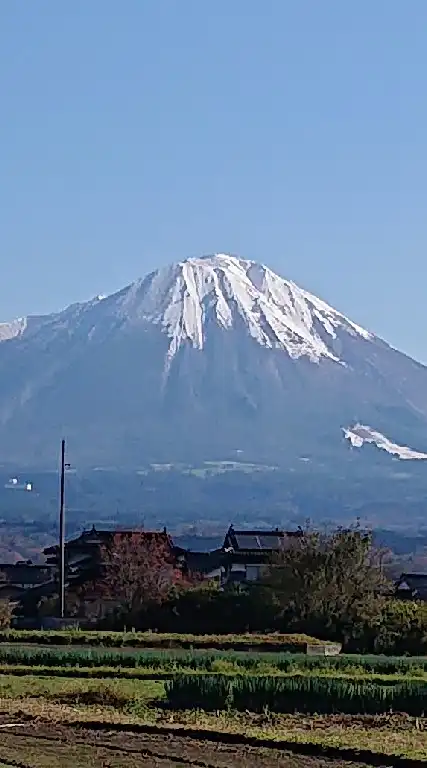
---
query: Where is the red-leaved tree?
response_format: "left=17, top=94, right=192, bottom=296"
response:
left=98, top=531, right=185, bottom=626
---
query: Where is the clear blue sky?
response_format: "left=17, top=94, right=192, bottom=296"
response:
left=1, top=1, right=426, bottom=361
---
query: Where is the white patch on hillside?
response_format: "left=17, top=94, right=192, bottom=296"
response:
left=343, top=424, right=427, bottom=460
left=0, top=318, right=27, bottom=342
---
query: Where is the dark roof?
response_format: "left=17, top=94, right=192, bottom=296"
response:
left=0, top=564, right=53, bottom=586
left=177, top=549, right=227, bottom=575
left=396, top=573, right=427, bottom=591
left=224, top=526, right=301, bottom=552
left=45, top=527, right=173, bottom=556
left=17, top=579, right=57, bottom=603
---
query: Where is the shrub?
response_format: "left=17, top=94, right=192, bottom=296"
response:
left=372, top=600, right=427, bottom=656
left=51, top=682, right=133, bottom=708
left=0, top=600, right=12, bottom=631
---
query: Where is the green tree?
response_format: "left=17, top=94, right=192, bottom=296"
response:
left=373, top=599, right=427, bottom=655
left=263, top=524, right=391, bottom=647
left=167, top=581, right=276, bottom=634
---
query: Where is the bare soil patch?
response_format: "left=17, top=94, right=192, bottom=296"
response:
left=0, top=722, right=396, bottom=768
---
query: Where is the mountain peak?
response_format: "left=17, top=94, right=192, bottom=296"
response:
left=0, top=254, right=372, bottom=370
left=1, top=253, right=427, bottom=471
left=127, top=254, right=372, bottom=368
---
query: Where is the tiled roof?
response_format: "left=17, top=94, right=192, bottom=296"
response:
left=179, top=549, right=226, bottom=575
left=45, top=527, right=173, bottom=556
left=224, top=526, right=301, bottom=552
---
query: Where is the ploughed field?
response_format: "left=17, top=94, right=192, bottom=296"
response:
left=0, top=631, right=425, bottom=765
left=0, top=721, right=399, bottom=768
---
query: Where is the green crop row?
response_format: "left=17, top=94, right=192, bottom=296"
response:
left=0, top=664, right=421, bottom=686
left=0, top=664, right=174, bottom=680
left=0, top=647, right=201, bottom=668
left=165, top=674, right=427, bottom=715
left=0, top=646, right=426, bottom=675
left=0, top=630, right=324, bottom=651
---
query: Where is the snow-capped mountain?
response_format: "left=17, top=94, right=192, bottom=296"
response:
left=1, top=254, right=372, bottom=366
left=1, top=253, right=427, bottom=468
left=116, top=254, right=372, bottom=369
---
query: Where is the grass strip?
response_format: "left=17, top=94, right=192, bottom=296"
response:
left=0, top=674, right=164, bottom=704
left=1, top=646, right=427, bottom=677
left=0, top=664, right=426, bottom=685
left=0, top=630, right=327, bottom=651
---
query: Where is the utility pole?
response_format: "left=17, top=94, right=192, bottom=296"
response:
left=59, top=439, right=70, bottom=620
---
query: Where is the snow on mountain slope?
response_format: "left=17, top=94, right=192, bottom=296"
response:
left=0, top=317, right=27, bottom=342
left=343, top=424, right=427, bottom=460
left=132, top=254, right=373, bottom=366
left=0, top=254, right=372, bottom=370
left=1, top=253, right=427, bottom=468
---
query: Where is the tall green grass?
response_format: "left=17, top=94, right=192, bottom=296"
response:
left=165, top=674, right=427, bottom=715
left=0, top=646, right=426, bottom=675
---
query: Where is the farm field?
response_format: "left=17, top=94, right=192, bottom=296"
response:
left=1, top=646, right=427, bottom=683
left=0, top=722, right=399, bottom=768
left=0, top=706, right=425, bottom=765
left=0, top=673, right=425, bottom=761
left=0, top=633, right=426, bottom=765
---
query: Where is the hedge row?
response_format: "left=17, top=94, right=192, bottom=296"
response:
left=165, top=674, right=427, bottom=715
left=0, top=646, right=426, bottom=674
left=0, top=630, right=324, bottom=651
